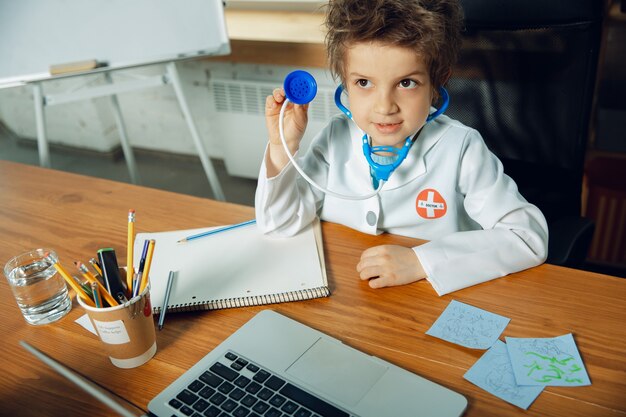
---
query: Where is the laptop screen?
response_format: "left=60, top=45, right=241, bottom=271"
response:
left=20, top=341, right=151, bottom=417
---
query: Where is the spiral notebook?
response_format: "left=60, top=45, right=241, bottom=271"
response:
left=134, top=218, right=329, bottom=314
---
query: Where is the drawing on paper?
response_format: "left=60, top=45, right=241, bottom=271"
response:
left=426, top=300, right=510, bottom=349
left=505, top=334, right=591, bottom=386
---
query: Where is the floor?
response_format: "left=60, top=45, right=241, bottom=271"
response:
left=0, top=121, right=258, bottom=207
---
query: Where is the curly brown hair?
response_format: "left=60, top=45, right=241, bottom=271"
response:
left=324, top=0, right=463, bottom=95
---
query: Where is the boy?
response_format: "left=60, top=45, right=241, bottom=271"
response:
left=255, top=0, right=548, bottom=295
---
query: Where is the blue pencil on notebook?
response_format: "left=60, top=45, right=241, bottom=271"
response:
left=177, top=219, right=256, bottom=243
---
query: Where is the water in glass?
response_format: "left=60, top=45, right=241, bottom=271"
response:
left=4, top=249, right=71, bottom=325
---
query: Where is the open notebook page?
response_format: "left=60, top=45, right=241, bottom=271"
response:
left=134, top=219, right=328, bottom=313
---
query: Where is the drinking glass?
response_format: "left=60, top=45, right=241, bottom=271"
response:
left=4, top=249, right=72, bottom=325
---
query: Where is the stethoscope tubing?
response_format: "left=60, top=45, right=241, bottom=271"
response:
left=278, top=98, right=385, bottom=200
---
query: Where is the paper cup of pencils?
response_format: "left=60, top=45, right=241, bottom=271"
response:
left=77, top=269, right=156, bottom=369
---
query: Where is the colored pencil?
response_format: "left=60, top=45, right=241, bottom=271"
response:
left=75, top=261, right=118, bottom=307
left=50, top=257, right=95, bottom=307
left=138, top=240, right=155, bottom=295
left=177, top=219, right=256, bottom=243
left=158, top=271, right=175, bottom=330
left=126, top=209, right=135, bottom=293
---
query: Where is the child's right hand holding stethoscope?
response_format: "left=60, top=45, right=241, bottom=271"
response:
left=265, top=87, right=309, bottom=177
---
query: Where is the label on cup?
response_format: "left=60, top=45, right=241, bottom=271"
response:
left=93, top=319, right=131, bottom=345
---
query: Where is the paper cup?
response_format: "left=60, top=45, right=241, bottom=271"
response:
left=77, top=283, right=156, bottom=368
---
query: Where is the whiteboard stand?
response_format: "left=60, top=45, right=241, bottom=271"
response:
left=165, top=62, right=224, bottom=201
left=32, top=83, right=50, bottom=168
left=30, top=61, right=225, bottom=201
left=105, top=71, right=140, bottom=185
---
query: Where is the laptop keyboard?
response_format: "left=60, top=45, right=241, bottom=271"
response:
left=167, top=350, right=350, bottom=417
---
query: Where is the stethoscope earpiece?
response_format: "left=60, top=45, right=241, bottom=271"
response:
left=334, top=85, right=352, bottom=119
left=426, top=87, right=449, bottom=122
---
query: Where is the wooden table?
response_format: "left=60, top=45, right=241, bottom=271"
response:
left=1, top=160, right=625, bottom=417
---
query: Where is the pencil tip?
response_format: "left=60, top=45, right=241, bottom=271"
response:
left=177, top=239, right=186, bottom=244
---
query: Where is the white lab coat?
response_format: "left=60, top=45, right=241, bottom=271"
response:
left=255, top=113, right=548, bottom=295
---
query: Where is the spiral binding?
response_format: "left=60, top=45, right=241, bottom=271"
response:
left=152, top=286, right=331, bottom=314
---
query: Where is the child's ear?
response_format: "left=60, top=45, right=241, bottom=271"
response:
left=432, top=68, right=453, bottom=103
left=431, top=84, right=440, bottom=104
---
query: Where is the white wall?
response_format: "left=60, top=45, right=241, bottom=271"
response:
left=0, top=61, right=336, bottom=177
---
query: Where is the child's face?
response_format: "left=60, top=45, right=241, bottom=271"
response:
left=343, top=42, right=433, bottom=149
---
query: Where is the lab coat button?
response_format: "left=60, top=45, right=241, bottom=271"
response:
left=366, top=211, right=377, bottom=226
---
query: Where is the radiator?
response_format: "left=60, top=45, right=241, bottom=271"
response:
left=209, top=77, right=337, bottom=179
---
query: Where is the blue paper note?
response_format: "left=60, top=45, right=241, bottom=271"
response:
left=505, top=334, right=591, bottom=386
left=426, top=300, right=510, bottom=349
left=464, top=340, right=544, bottom=410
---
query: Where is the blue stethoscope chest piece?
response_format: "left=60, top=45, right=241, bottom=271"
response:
left=363, top=136, right=412, bottom=182
left=284, top=70, right=317, bottom=105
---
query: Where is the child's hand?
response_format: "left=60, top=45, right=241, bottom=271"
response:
left=264, top=88, right=309, bottom=176
left=356, top=245, right=426, bottom=288
left=266, top=87, right=309, bottom=148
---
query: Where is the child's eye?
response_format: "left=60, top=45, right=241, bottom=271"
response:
left=356, top=79, right=372, bottom=88
left=398, top=79, right=418, bottom=89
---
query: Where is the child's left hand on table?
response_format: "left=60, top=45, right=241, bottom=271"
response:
left=357, top=245, right=426, bottom=288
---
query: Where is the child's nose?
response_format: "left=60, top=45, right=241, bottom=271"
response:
left=374, top=90, right=398, bottom=115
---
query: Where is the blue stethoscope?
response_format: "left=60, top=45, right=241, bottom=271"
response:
left=279, top=70, right=449, bottom=200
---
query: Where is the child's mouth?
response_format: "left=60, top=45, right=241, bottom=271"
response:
left=375, top=122, right=401, bottom=134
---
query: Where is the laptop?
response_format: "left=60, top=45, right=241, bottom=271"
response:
left=21, top=309, right=467, bottom=417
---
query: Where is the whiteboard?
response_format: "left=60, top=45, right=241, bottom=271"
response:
left=0, top=0, right=230, bottom=85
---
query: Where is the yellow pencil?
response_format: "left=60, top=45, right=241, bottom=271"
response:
left=75, top=261, right=118, bottom=307
left=127, top=209, right=135, bottom=292
left=138, top=239, right=155, bottom=295
left=51, top=258, right=95, bottom=307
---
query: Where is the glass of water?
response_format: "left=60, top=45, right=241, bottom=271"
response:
left=4, top=248, right=72, bottom=325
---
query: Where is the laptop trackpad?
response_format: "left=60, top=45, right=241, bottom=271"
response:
left=285, top=338, right=387, bottom=406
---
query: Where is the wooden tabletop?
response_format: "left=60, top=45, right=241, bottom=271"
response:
left=1, top=160, right=625, bottom=417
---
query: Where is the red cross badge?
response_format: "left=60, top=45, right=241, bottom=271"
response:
left=415, top=188, right=447, bottom=219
